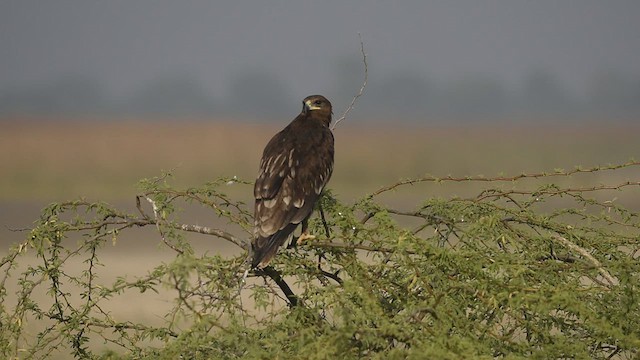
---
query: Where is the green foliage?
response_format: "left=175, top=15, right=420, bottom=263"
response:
left=1, top=163, right=639, bottom=359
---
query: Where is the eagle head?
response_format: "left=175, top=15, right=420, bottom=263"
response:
left=302, top=95, right=332, bottom=120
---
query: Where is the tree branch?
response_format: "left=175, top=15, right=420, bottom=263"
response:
left=552, top=235, right=617, bottom=287
left=143, top=196, right=183, bottom=254
left=176, top=223, right=247, bottom=250
left=255, top=266, right=299, bottom=308
left=332, top=33, right=368, bottom=131
left=370, top=161, right=640, bottom=197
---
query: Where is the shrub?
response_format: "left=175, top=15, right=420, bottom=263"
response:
left=1, top=163, right=639, bottom=359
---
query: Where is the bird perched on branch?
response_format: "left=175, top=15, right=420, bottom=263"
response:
left=251, top=95, right=334, bottom=269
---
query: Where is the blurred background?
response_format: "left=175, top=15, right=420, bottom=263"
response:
left=1, top=1, right=640, bottom=120
left=1, top=1, right=639, bottom=239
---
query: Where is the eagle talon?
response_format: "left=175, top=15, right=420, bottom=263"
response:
left=296, top=233, right=316, bottom=245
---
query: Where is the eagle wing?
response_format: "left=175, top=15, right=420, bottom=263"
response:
left=252, top=123, right=334, bottom=268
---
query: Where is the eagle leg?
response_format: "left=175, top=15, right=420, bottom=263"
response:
left=296, top=233, right=316, bottom=244
left=296, top=217, right=316, bottom=245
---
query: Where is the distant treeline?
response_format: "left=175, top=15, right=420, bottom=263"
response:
left=1, top=68, right=638, bottom=122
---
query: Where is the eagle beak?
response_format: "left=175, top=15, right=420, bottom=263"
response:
left=304, top=100, right=322, bottom=111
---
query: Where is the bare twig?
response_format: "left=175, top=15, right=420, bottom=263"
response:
left=177, top=223, right=247, bottom=250
left=473, top=181, right=640, bottom=203
left=42, top=312, right=178, bottom=337
left=552, top=235, right=617, bottom=287
left=171, top=273, right=203, bottom=321
left=135, top=195, right=151, bottom=220
left=144, top=189, right=252, bottom=231
left=331, top=33, right=368, bottom=131
left=318, top=267, right=343, bottom=285
left=256, top=266, right=299, bottom=308
left=145, top=196, right=184, bottom=254
left=371, top=161, right=640, bottom=197
left=308, top=241, right=415, bottom=255
left=4, top=225, right=32, bottom=232
left=67, top=215, right=246, bottom=250
left=318, top=201, right=331, bottom=238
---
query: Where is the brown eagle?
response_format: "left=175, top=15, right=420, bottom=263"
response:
left=251, top=95, right=334, bottom=269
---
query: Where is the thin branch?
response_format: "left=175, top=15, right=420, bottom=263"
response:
left=255, top=266, right=299, bottom=308
left=308, top=241, right=413, bottom=255
left=552, top=235, right=617, bottom=287
left=42, top=312, right=178, bottom=338
left=360, top=212, right=375, bottom=225
left=136, top=195, right=151, bottom=220
left=145, top=189, right=252, bottom=231
left=172, top=273, right=203, bottom=321
left=136, top=194, right=241, bottom=253
left=69, top=216, right=246, bottom=250
left=318, top=201, right=331, bottom=238
left=473, top=181, right=640, bottom=203
left=145, top=196, right=184, bottom=254
left=318, top=267, right=343, bottom=285
left=536, top=254, right=577, bottom=263
left=331, top=33, right=368, bottom=131
left=4, top=225, right=32, bottom=232
left=371, top=161, right=640, bottom=197
left=177, top=223, right=247, bottom=250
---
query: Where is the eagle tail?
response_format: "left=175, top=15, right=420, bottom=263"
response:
left=251, top=224, right=297, bottom=269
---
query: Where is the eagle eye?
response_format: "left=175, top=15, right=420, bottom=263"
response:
left=314, top=100, right=322, bottom=105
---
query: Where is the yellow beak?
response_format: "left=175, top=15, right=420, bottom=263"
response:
left=304, top=100, right=322, bottom=111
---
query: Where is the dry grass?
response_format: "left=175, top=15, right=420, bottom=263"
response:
left=1, top=119, right=637, bottom=202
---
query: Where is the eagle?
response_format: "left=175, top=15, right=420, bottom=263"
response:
left=251, top=95, right=334, bottom=269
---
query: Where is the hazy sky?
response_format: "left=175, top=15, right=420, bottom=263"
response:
left=1, top=1, right=639, bottom=112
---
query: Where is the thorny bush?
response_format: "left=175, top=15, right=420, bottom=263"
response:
left=1, top=162, right=639, bottom=359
